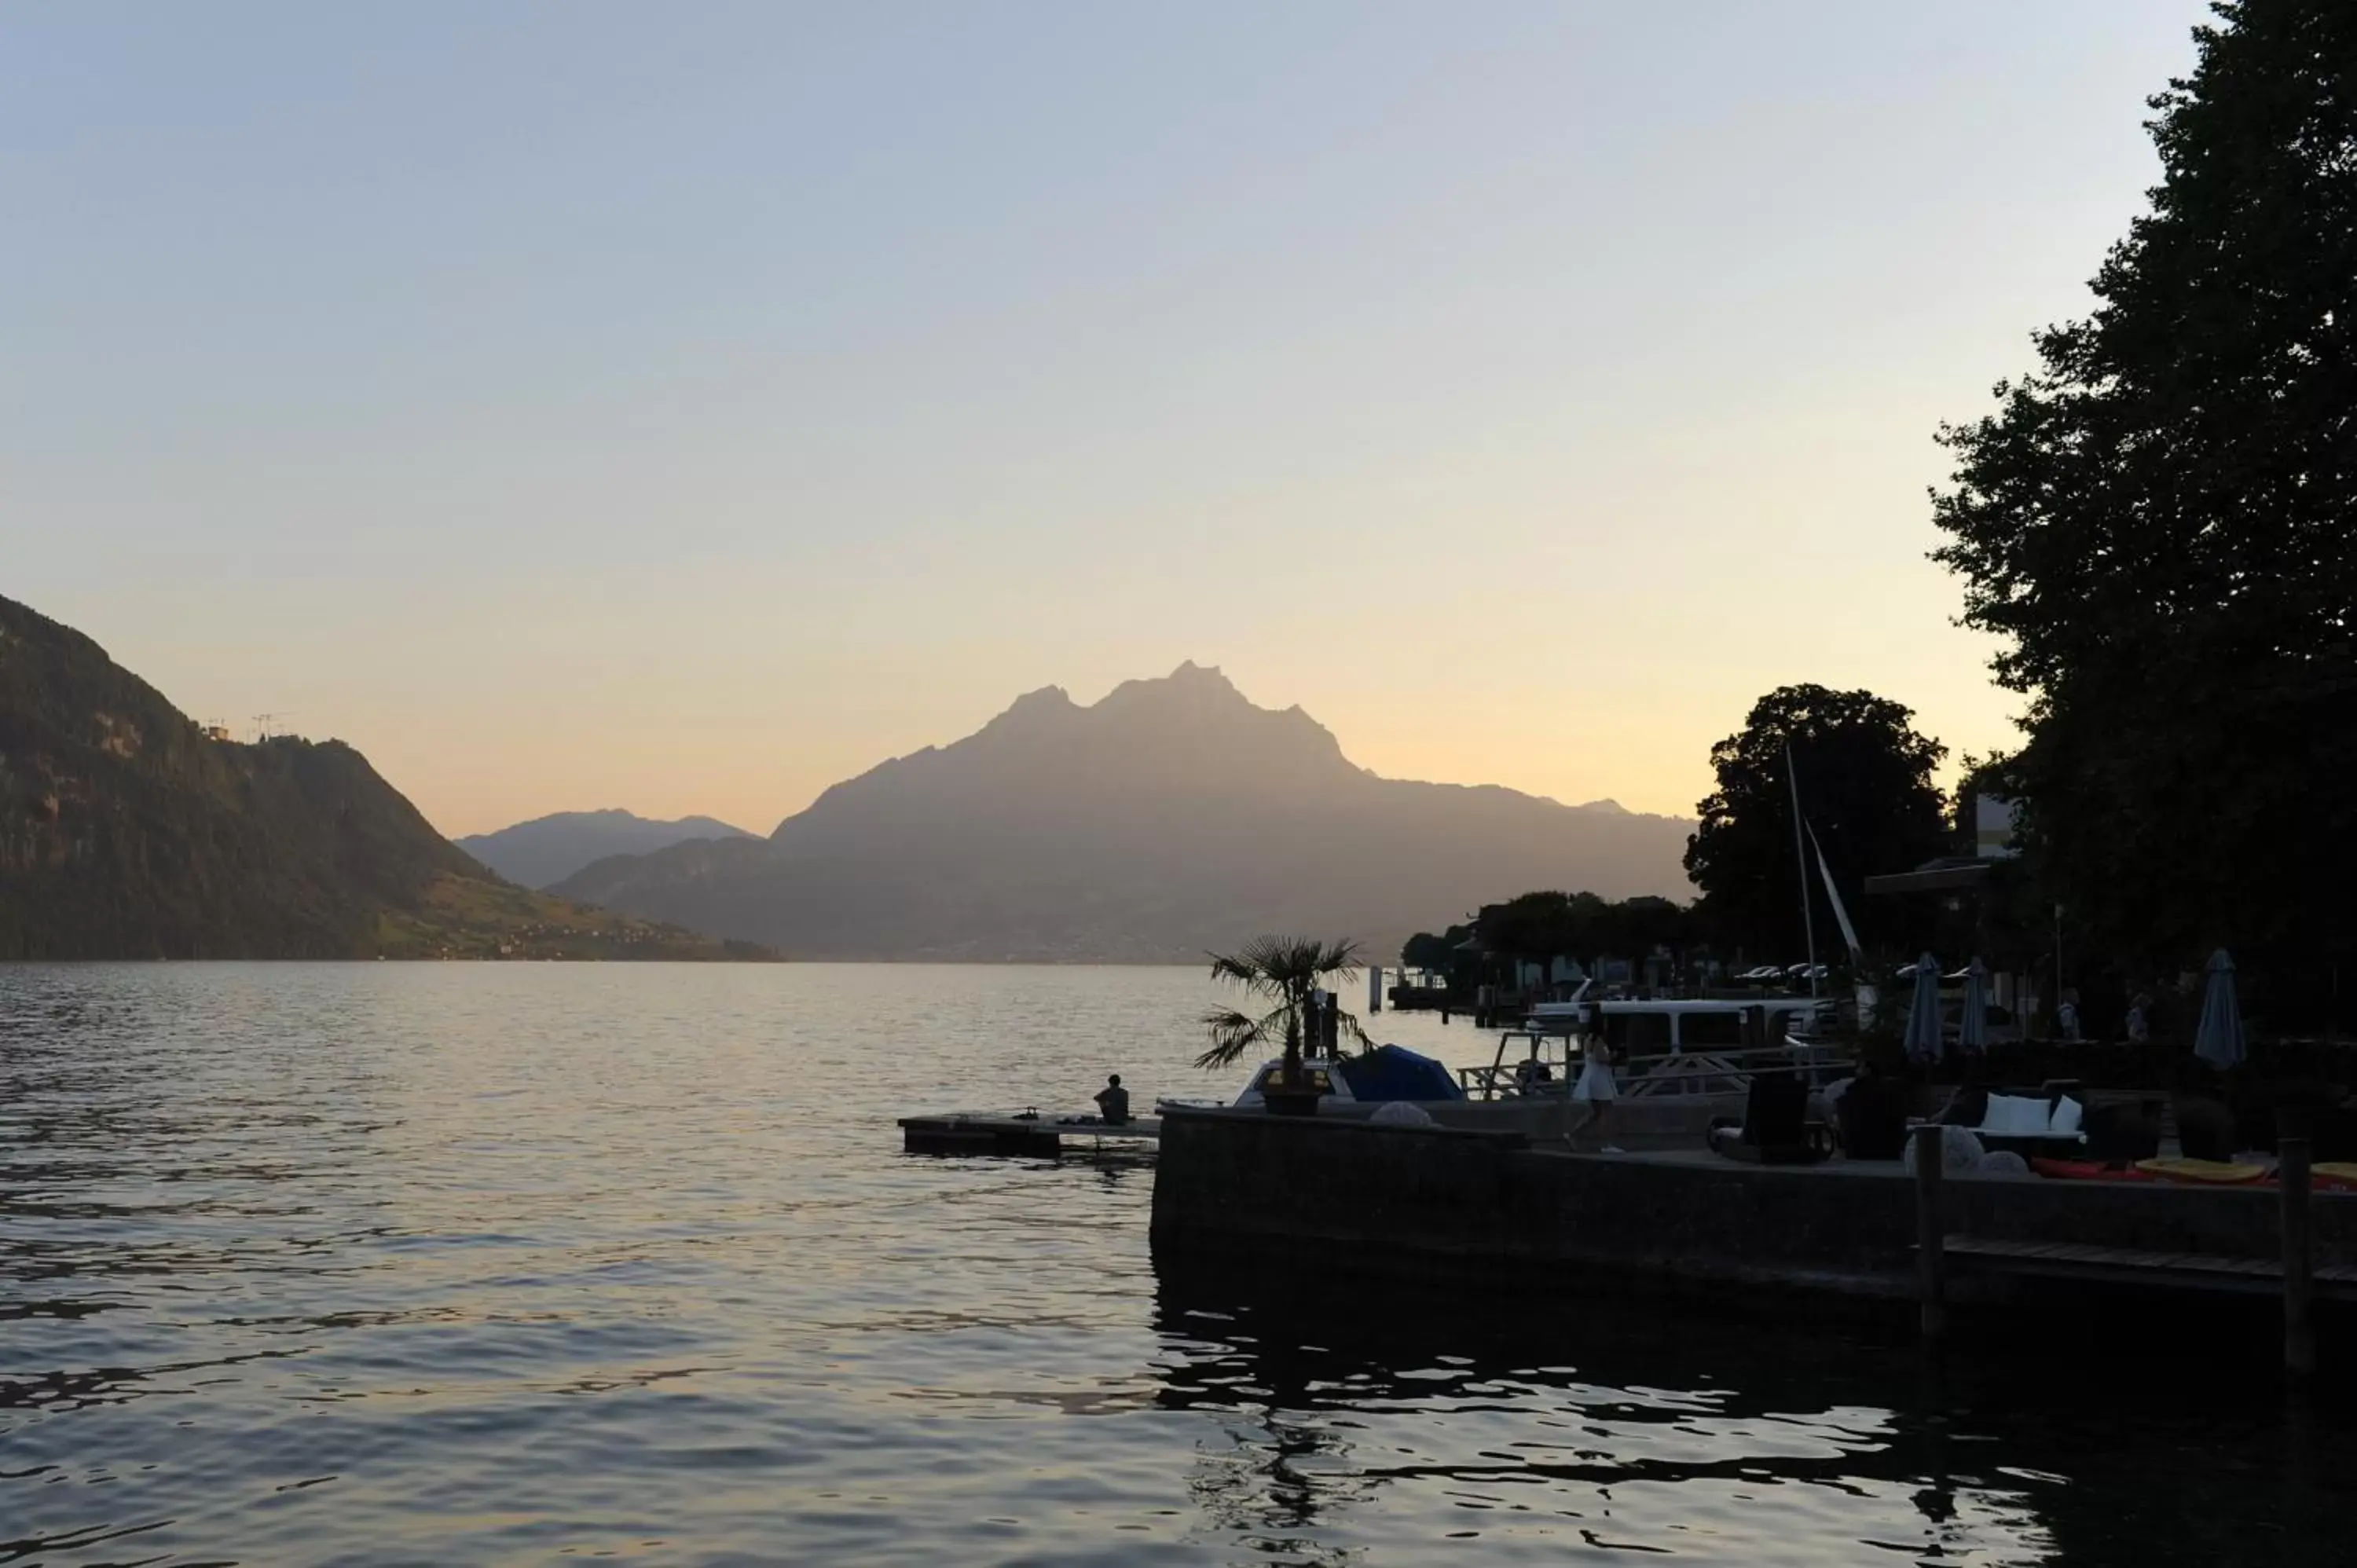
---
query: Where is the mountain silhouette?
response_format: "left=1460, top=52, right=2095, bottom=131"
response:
left=0, top=593, right=768, bottom=961
left=552, top=661, right=1695, bottom=960
left=457, top=809, right=756, bottom=890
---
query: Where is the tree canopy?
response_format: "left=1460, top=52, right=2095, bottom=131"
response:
left=1683, top=685, right=1950, bottom=958
left=1930, top=1, right=2357, bottom=998
left=1479, top=890, right=1695, bottom=972
left=1402, top=892, right=1697, bottom=982
left=1399, top=925, right=1471, bottom=972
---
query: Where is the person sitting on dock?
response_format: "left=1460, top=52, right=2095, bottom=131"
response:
left=1094, top=1074, right=1131, bottom=1126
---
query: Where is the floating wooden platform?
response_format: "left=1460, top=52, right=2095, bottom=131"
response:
left=899, top=1112, right=1161, bottom=1159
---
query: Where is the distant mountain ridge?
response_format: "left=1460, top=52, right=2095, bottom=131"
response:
left=554, top=661, right=1695, bottom=961
left=457, top=808, right=756, bottom=890
left=0, top=592, right=768, bottom=961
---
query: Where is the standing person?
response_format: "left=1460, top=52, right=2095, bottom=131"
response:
left=1571, top=1024, right=1622, bottom=1153
left=1094, top=1073, right=1130, bottom=1126
left=2056, top=990, right=2083, bottom=1042
left=2125, top=993, right=2153, bottom=1046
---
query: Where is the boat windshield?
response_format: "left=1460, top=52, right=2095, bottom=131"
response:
left=1589, top=1004, right=1755, bottom=1056
left=1675, top=1010, right=1746, bottom=1048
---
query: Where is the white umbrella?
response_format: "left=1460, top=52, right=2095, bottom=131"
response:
left=1903, top=953, right=1944, bottom=1063
left=2193, top=948, right=2246, bottom=1070
left=1957, top=957, right=1990, bottom=1054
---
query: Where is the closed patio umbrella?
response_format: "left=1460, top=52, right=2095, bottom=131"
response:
left=2194, top=948, right=2246, bottom=1070
left=1903, top=953, right=1944, bottom=1063
left=1958, top=957, right=1990, bottom=1054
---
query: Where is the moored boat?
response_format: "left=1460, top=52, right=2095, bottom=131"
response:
left=1164, top=997, right=1849, bottom=1149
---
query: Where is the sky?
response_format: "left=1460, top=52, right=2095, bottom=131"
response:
left=3, top=2, right=2213, bottom=837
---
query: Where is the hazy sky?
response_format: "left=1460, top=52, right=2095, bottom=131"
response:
left=5, top=3, right=2209, bottom=837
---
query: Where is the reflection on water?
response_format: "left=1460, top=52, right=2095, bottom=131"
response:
left=1153, top=1262, right=2006, bottom=1566
left=3, top=963, right=2353, bottom=1565
left=1149, top=1259, right=2357, bottom=1566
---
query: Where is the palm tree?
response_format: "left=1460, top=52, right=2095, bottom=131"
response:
left=1197, top=936, right=1370, bottom=1086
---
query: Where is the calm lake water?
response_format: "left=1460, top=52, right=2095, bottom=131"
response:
left=5, top=963, right=2353, bottom=1566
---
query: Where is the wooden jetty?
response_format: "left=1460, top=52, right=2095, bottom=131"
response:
left=900, top=1112, right=1160, bottom=1159
left=1915, top=1127, right=2348, bottom=1372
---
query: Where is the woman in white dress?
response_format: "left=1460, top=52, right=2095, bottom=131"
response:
left=1571, top=1029, right=1622, bottom=1153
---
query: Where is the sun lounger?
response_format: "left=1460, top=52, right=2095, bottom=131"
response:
left=2081, top=1098, right=2164, bottom=1162
left=1970, top=1090, right=2090, bottom=1160
left=1707, top=1069, right=1827, bottom=1164
left=2173, top=1095, right=2238, bottom=1162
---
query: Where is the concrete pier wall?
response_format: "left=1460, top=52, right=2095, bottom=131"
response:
left=1149, top=1107, right=2357, bottom=1300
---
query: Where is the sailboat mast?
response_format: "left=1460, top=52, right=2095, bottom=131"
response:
left=1786, top=742, right=1820, bottom=1000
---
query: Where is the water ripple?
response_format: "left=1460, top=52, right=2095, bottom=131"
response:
left=4, top=962, right=2353, bottom=1565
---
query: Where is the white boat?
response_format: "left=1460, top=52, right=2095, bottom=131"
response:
left=1512, top=997, right=1838, bottom=1094
left=1163, top=997, right=1848, bottom=1149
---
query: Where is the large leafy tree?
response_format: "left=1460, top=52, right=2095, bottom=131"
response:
left=1684, top=686, right=1950, bottom=958
left=1930, top=2, right=2357, bottom=996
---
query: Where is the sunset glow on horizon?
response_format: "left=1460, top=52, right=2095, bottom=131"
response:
left=5, top=2, right=2210, bottom=838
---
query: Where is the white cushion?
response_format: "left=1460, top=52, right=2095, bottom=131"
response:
left=1979, top=1094, right=2049, bottom=1137
left=2049, top=1096, right=2084, bottom=1137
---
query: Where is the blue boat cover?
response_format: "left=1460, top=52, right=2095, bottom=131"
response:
left=1335, top=1043, right=1464, bottom=1102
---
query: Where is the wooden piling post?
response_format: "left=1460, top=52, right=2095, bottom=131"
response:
left=2281, top=1132, right=2315, bottom=1377
left=1915, top=1126, right=1946, bottom=1343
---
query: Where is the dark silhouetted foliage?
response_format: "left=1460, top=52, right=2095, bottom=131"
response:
left=1404, top=890, right=1698, bottom=982
left=1197, top=936, right=1369, bottom=1076
left=1930, top=1, right=2357, bottom=1014
left=1684, top=685, right=1949, bottom=958
left=1398, top=925, right=1471, bottom=972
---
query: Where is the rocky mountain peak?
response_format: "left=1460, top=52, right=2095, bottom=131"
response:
left=558, top=656, right=1698, bottom=961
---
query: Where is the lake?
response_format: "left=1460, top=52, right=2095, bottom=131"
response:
left=4, top=963, right=2352, bottom=1565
